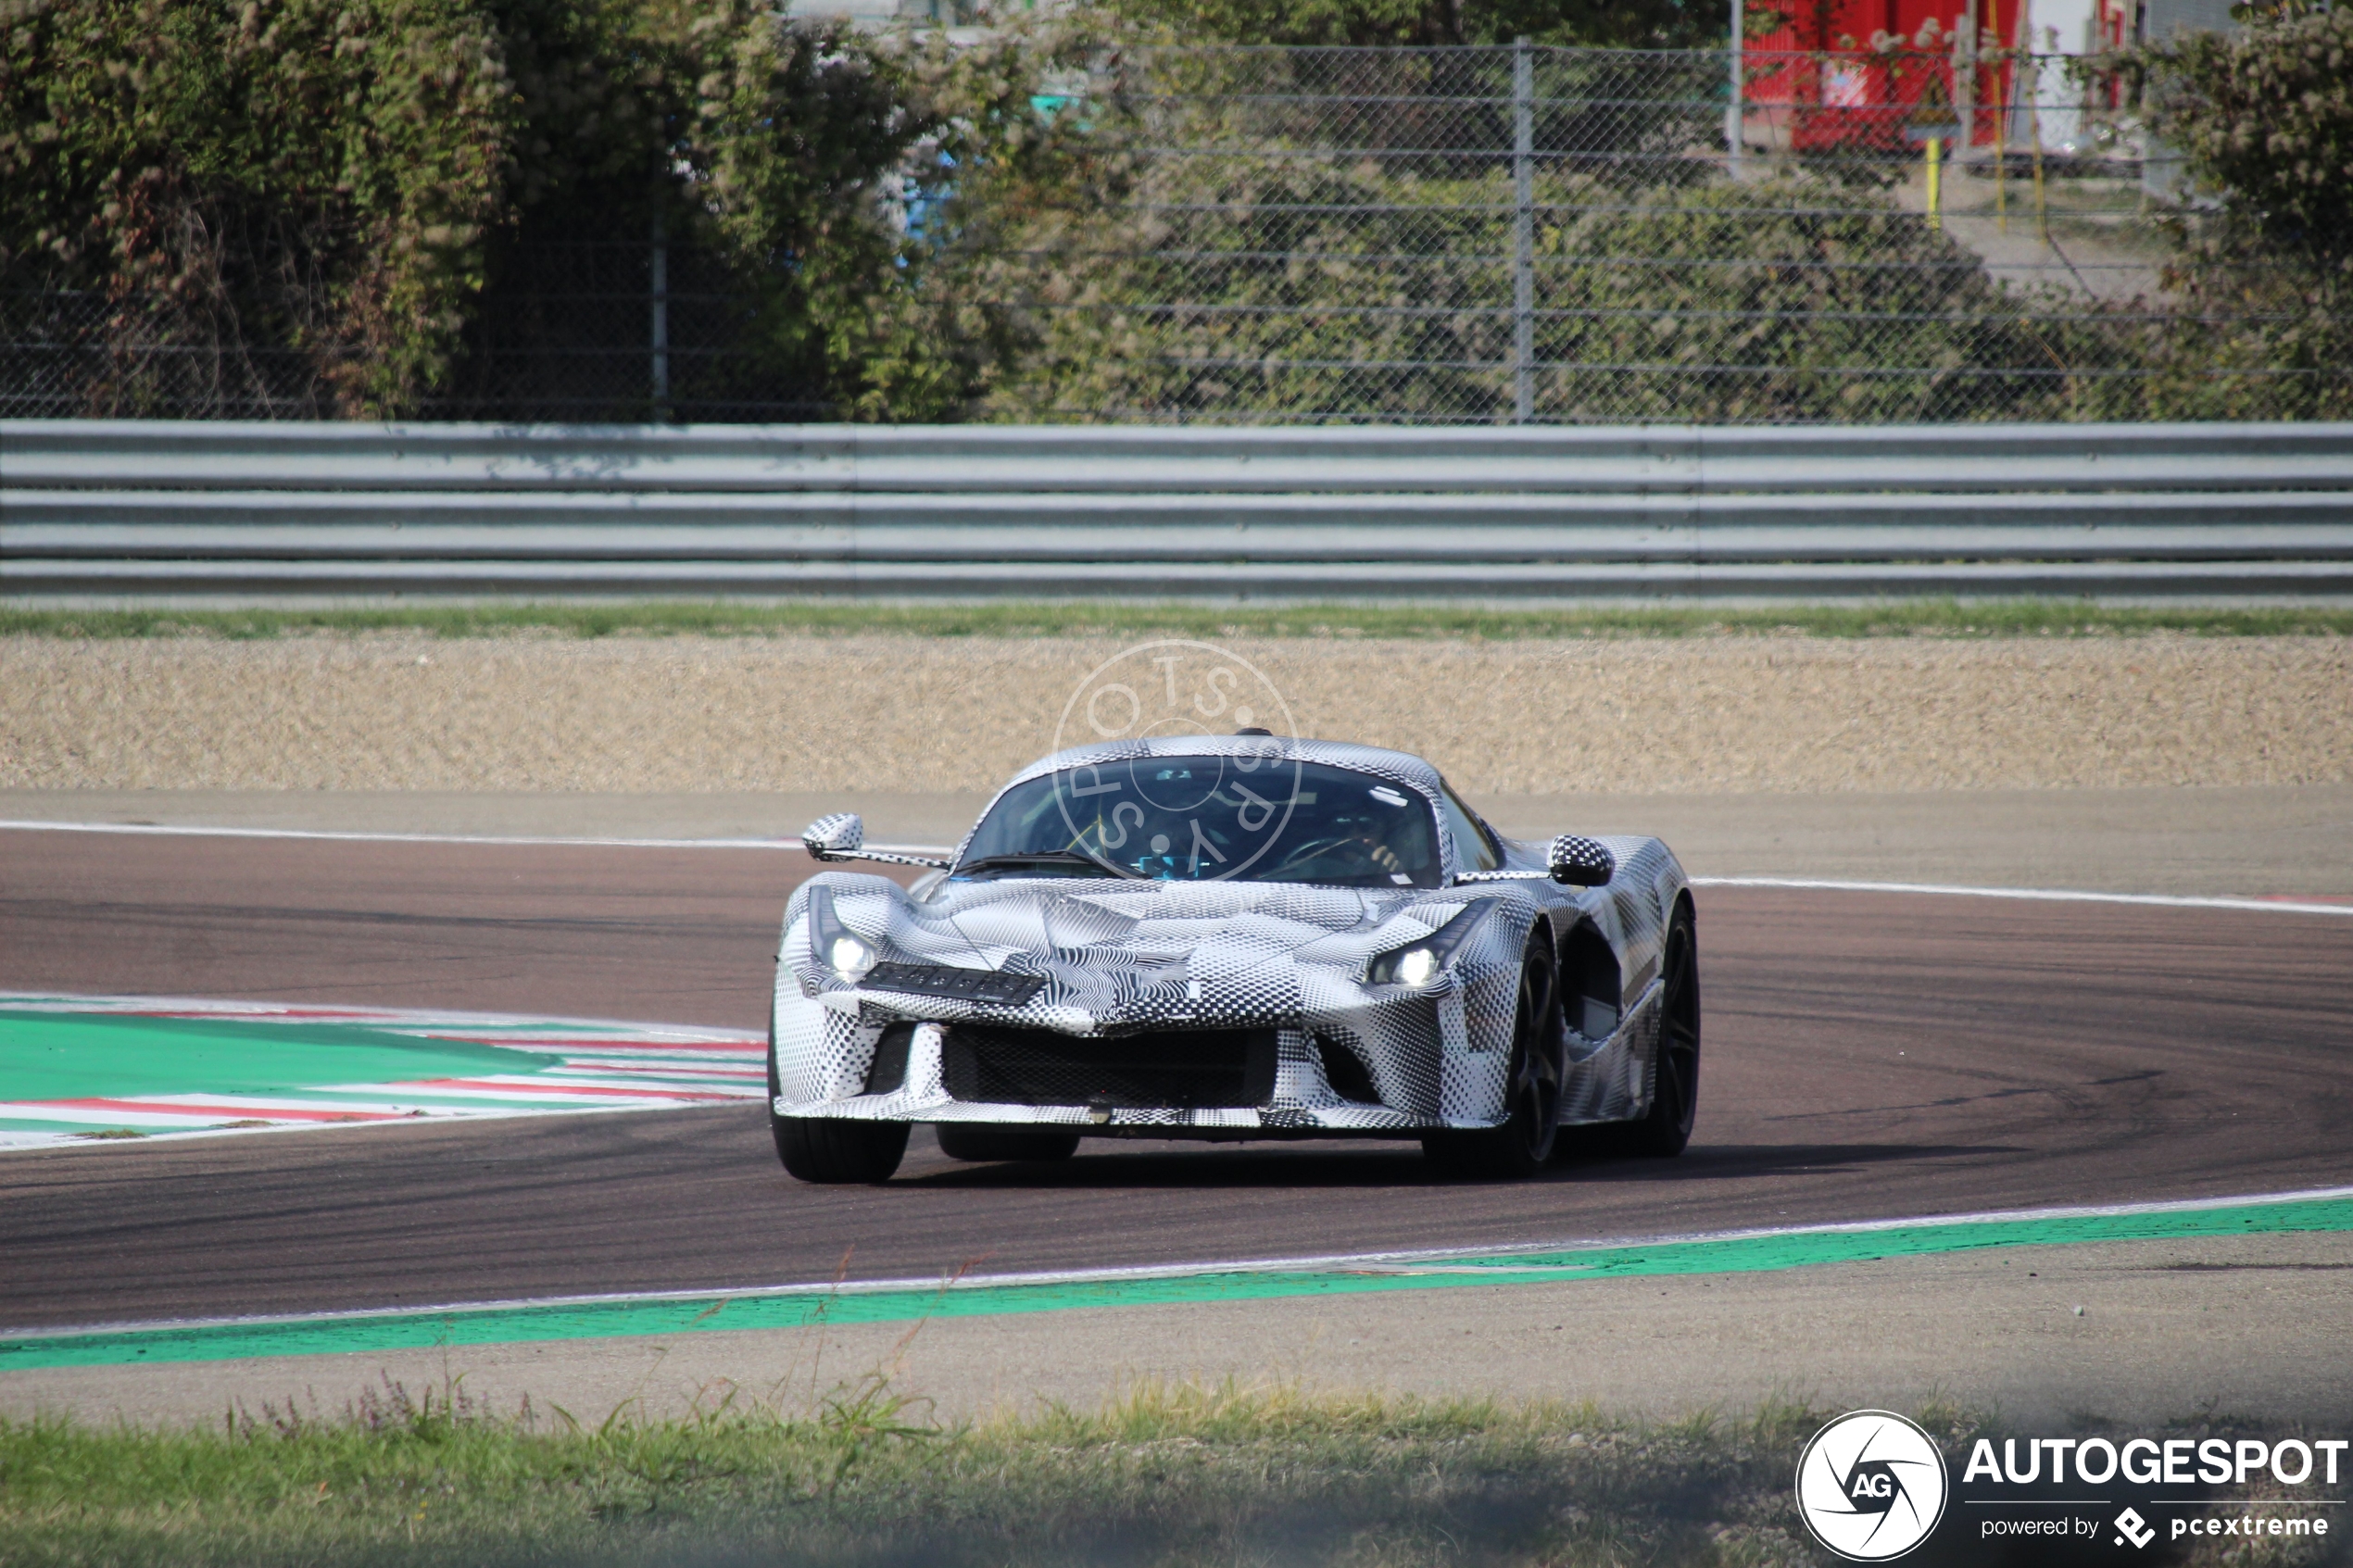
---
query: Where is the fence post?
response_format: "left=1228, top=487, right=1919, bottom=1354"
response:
left=1513, top=37, right=1534, bottom=425
left=650, top=207, right=672, bottom=420
left=1725, top=0, right=1743, bottom=176
left=1954, top=0, right=1977, bottom=154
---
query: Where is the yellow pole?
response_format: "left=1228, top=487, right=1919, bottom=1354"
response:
left=1927, top=136, right=1943, bottom=231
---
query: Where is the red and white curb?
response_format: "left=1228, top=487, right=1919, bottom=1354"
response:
left=0, top=994, right=766, bottom=1151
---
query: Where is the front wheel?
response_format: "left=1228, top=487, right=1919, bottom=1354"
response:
left=1423, top=929, right=1565, bottom=1180
left=1623, top=901, right=1700, bottom=1157
left=769, top=1029, right=908, bottom=1184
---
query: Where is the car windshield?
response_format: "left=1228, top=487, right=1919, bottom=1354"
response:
left=957, top=757, right=1441, bottom=888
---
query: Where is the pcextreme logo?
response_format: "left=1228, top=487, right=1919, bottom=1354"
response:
left=1796, top=1411, right=1952, bottom=1562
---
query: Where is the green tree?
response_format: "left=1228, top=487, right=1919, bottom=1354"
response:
left=1097, top=0, right=1729, bottom=50
left=2133, top=2, right=2351, bottom=267
left=452, top=0, right=941, bottom=420
left=2111, top=3, right=2353, bottom=418
left=0, top=0, right=1044, bottom=419
left=0, top=0, right=512, bottom=412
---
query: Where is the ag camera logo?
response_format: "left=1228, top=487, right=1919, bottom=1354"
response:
left=1796, top=1411, right=1951, bottom=1561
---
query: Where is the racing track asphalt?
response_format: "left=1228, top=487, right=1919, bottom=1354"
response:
left=2, top=826, right=2349, bottom=1333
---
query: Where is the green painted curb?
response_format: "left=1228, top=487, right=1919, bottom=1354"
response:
left=6, top=1197, right=2347, bottom=1372
left=0, top=1010, right=537, bottom=1102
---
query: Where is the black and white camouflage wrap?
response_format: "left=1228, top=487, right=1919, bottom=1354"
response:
left=771, top=736, right=1690, bottom=1136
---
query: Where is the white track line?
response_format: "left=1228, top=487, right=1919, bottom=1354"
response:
left=1690, top=875, right=2353, bottom=918
left=0, top=818, right=954, bottom=856
left=6, top=819, right=2345, bottom=916
left=11, top=1183, right=2351, bottom=1342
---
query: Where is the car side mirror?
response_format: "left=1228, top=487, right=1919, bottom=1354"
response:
left=1549, top=834, right=1616, bottom=886
left=802, top=812, right=864, bottom=862
left=799, top=812, right=952, bottom=872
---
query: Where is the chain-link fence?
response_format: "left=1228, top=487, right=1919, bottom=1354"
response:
left=427, top=235, right=832, bottom=423
left=991, top=44, right=2339, bottom=425
left=0, top=235, right=827, bottom=423
left=5, top=42, right=2344, bottom=424
left=1, top=289, right=339, bottom=421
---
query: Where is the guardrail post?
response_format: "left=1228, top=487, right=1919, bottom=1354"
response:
left=1513, top=38, right=1534, bottom=426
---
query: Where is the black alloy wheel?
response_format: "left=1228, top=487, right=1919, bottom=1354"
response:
left=936, top=1124, right=1082, bottom=1162
left=1625, top=901, right=1700, bottom=1157
left=769, top=1024, right=909, bottom=1184
left=1422, top=929, right=1566, bottom=1180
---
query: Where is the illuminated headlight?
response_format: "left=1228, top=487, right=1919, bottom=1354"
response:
left=1363, top=899, right=1497, bottom=987
left=826, top=932, right=876, bottom=982
left=804, top=888, right=878, bottom=985
left=1368, top=946, right=1440, bottom=987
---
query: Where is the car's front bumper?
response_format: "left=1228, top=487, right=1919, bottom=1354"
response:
left=777, top=1016, right=1439, bottom=1133
left=769, top=975, right=1661, bottom=1135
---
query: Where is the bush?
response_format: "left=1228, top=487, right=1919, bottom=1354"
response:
left=4, top=3, right=2343, bottom=424
left=0, top=0, right=1058, bottom=419
left=0, top=0, right=511, bottom=412
left=2112, top=3, right=2353, bottom=420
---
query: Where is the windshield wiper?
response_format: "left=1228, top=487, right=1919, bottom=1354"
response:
left=954, top=849, right=1112, bottom=876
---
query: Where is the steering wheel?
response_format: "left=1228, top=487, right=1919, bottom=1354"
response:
left=1262, top=834, right=1372, bottom=875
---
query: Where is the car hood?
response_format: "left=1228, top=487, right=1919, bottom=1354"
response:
left=815, top=874, right=1492, bottom=1033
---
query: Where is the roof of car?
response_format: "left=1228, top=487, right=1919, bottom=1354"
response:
left=1003, top=734, right=1446, bottom=798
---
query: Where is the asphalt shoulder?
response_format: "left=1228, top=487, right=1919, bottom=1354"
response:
left=3, top=784, right=2346, bottom=897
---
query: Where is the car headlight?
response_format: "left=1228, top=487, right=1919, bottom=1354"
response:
left=1370, top=945, right=1440, bottom=987
left=826, top=933, right=876, bottom=982
left=806, top=888, right=878, bottom=984
left=1363, top=898, right=1496, bottom=987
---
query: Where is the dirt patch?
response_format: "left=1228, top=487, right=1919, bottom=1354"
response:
left=4, top=633, right=2347, bottom=794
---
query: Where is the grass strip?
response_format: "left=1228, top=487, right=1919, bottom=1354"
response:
left=5, top=599, right=2353, bottom=641
left=0, top=1386, right=1839, bottom=1568
left=9, top=1195, right=2349, bottom=1373
left=1, top=1385, right=2336, bottom=1568
left=0, top=1386, right=1963, bottom=1568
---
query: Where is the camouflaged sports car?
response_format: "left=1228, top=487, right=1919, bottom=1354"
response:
left=767, top=734, right=1698, bottom=1183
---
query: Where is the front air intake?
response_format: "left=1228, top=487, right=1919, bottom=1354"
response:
left=941, top=1025, right=1279, bottom=1109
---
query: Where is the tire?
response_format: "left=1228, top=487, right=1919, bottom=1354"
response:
left=768, top=1025, right=908, bottom=1184
left=1422, top=928, right=1565, bottom=1180
left=1624, top=900, right=1700, bottom=1158
left=936, top=1124, right=1082, bottom=1163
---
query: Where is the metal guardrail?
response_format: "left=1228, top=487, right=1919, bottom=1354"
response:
left=5, top=420, right=2350, bottom=597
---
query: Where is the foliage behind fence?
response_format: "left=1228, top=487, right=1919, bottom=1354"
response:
left=975, top=42, right=2347, bottom=425
left=4, top=12, right=2347, bottom=424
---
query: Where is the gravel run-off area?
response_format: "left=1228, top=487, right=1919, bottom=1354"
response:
left=4, top=634, right=2347, bottom=795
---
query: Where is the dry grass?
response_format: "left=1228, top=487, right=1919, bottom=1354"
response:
left=5, top=1378, right=2336, bottom=1568
left=0, top=1382, right=1906, bottom=1568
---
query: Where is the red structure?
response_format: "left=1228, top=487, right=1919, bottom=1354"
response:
left=1742, top=0, right=2124, bottom=153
